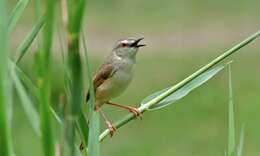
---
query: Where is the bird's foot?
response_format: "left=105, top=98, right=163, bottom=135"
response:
left=105, top=121, right=117, bottom=137
left=106, top=101, right=143, bottom=120
left=127, top=107, right=142, bottom=120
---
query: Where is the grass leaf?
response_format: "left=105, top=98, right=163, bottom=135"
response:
left=141, top=64, right=226, bottom=110
left=227, top=64, right=236, bottom=156
left=88, top=112, right=100, bottom=156
left=0, top=0, right=13, bottom=155
left=76, top=31, right=92, bottom=153
left=8, top=0, right=30, bottom=32
left=237, top=124, right=245, bottom=156
left=10, top=62, right=41, bottom=136
left=76, top=111, right=89, bottom=151
left=15, top=16, right=45, bottom=63
left=12, top=59, right=62, bottom=125
left=64, top=0, right=86, bottom=155
left=36, top=0, right=56, bottom=155
left=81, top=30, right=100, bottom=156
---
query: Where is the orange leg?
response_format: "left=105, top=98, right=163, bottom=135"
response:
left=106, top=101, right=142, bottom=119
left=96, top=106, right=116, bottom=137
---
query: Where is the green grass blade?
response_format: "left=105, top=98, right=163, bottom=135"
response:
left=88, top=112, right=100, bottom=156
left=228, top=64, right=236, bottom=156
left=33, top=0, right=41, bottom=49
left=37, top=0, right=56, bottom=155
left=76, top=111, right=89, bottom=153
left=141, top=64, right=226, bottom=110
left=66, top=0, right=85, bottom=116
left=82, top=31, right=94, bottom=111
left=0, top=0, right=12, bottom=155
left=50, top=107, right=63, bottom=125
left=64, top=0, right=86, bottom=155
left=13, top=60, right=40, bottom=96
left=8, top=0, right=30, bottom=32
left=81, top=30, right=99, bottom=156
left=237, top=124, right=245, bottom=156
left=12, top=59, right=62, bottom=126
left=10, top=62, right=41, bottom=136
left=15, top=16, right=45, bottom=63
left=76, top=31, right=92, bottom=152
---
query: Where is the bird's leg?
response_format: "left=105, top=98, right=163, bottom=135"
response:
left=106, top=101, right=142, bottom=119
left=96, top=105, right=116, bottom=137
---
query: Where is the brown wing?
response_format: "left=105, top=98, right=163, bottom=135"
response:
left=86, top=63, right=117, bottom=102
left=93, top=63, right=117, bottom=89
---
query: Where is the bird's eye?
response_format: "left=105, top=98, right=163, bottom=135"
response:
left=121, top=43, right=127, bottom=47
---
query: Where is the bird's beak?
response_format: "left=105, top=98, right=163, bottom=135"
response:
left=131, top=38, right=146, bottom=48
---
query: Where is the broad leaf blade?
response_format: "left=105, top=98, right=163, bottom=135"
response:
left=141, top=64, right=226, bottom=110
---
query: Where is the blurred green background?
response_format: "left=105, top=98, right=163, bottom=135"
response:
left=8, top=0, right=260, bottom=155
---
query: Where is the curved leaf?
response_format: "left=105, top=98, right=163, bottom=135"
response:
left=141, top=64, right=226, bottom=110
left=15, top=16, right=45, bottom=63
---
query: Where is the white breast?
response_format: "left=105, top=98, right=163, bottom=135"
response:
left=96, top=58, right=135, bottom=103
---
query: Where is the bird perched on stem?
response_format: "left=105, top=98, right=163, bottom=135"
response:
left=87, top=37, right=145, bottom=136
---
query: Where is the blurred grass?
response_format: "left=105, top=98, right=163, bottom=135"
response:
left=36, top=0, right=56, bottom=155
left=0, top=0, right=12, bottom=155
left=9, top=0, right=259, bottom=27
left=86, top=0, right=259, bottom=28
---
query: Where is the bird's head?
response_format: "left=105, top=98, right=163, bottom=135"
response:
left=112, top=38, right=145, bottom=59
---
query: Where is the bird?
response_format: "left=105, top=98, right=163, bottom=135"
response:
left=86, top=37, right=145, bottom=136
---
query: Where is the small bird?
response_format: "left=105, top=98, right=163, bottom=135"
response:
left=87, top=38, right=145, bottom=136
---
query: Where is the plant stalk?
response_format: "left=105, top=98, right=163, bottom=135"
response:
left=37, top=0, right=56, bottom=155
left=64, top=0, right=85, bottom=155
left=0, top=0, right=12, bottom=155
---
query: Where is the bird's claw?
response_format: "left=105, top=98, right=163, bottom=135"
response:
left=128, top=107, right=142, bottom=120
left=106, top=121, right=116, bottom=137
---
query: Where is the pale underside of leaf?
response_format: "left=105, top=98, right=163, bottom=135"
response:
left=141, top=64, right=226, bottom=110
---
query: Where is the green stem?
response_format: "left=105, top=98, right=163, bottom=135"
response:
left=99, top=30, right=260, bottom=142
left=0, top=0, right=12, bottom=155
left=227, top=64, right=235, bottom=156
left=65, top=0, right=86, bottom=155
left=37, top=0, right=56, bottom=155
